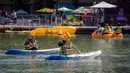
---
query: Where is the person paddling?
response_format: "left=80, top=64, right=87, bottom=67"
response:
left=58, top=33, right=73, bottom=55
left=58, top=40, right=72, bottom=55
left=24, top=37, right=38, bottom=50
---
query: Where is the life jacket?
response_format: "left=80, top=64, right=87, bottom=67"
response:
left=105, top=25, right=110, bottom=31
left=60, top=45, right=67, bottom=55
left=117, top=26, right=122, bottom=31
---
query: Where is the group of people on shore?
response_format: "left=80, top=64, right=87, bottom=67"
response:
left=96, top=23, right=123, bottom=35
left=0, top=10, right=17, bottom=25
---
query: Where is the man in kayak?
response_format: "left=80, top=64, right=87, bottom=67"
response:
left=24, top=37, right=38, bottom=50
left=58, top=40, right=72, bottom=55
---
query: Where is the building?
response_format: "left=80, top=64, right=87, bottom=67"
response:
left=0, top=0, right=129, bottom=25
left=0, top=0, right=129, bottom=13
left=0, top=0, right=13, bottom=12
left=58, top=0, right=126, bottom=7
left=0, top=0, right=55, bottom=13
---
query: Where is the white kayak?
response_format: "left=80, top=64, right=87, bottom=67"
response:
left=5, top=48, right=60, bottom=55
left=45, top=50, right=102, bottom=60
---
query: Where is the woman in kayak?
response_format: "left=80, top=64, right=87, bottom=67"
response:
left=58, top=40, right=72, bottom=55
left=24, top=37, right=38, bottom=50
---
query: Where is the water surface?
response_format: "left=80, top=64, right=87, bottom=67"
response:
left=0, top=33, right=130, bottom=73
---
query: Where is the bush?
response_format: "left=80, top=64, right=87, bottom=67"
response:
left=67, top=15, right=80, bottom=22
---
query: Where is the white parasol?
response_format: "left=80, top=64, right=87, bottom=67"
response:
left=73, top=7, right=87, bottom=13
left=91, top=1, right=117, bottom=8
left=58, top=7, right=73, bottom=12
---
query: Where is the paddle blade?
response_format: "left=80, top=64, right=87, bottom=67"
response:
left=61, top=34, right=68, bottom=41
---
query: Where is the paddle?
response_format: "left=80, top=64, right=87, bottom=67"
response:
left=28, top=21, right=39, bottom=49
left=68, top=40, right=82, bottom=54
left=61, top=32, right=82, bottom=54
left=31, top=33, right=39, bottom=49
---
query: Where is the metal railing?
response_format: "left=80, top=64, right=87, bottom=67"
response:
left=0, top=14, right=129, bottom=26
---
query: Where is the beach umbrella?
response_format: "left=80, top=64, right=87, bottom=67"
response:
left=91, top=1, right=117, bottom=8
left=72, top=7, right=87, bottom=13
left=57, top=7, right=73, bottom=25
left=16, top=10, right=28, bottom=14
left=37, top=8, right=55, bottom=13
left=58, top=7, right=73, bottom=12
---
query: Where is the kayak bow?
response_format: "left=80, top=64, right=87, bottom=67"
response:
left=5, top=48, right=60, bottom=55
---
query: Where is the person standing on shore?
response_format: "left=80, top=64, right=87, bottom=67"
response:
left=11, top=10, right=17, bottom=25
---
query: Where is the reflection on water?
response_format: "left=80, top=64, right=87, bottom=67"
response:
left=0, top=53, right=102, bottom=73
left=1, top=55, right=102, bottom=73
left=0, top=33, right=130, bottom=73
left=45, top=59, right=102, bottom=73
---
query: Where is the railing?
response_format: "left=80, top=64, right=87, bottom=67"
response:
left=0, top=14, right=64, bottom=26
left=106, top=14, right=130, bottom=26
left=0, top=14, right=129, bottom=26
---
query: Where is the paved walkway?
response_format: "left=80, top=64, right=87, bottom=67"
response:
left=1, top=25, right=130, bottom=29
left=0, top=25, right=130, bottom=34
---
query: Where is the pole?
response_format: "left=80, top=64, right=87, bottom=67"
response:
left=56, top=0, right=59, bottom=14
left=55, top=0, right=59, bottom=26
left=29, top=21, right=39, bottom=49
left=13, top=0, right=15, bottom=10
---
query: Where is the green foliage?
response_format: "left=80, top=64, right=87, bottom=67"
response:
left=67, top=15, right=80, bottom=22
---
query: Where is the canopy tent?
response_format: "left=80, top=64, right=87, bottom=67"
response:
left=91, top=1, right=117, bottom=8
left=16, top=10, right=28, bottom=14
left=58, top=7, right=73, bottom=12
left=57, top=4, right=76, bottom=15
left=72, top=7, right=88, bottom=13
left=37, top=8, right=55, bottom=13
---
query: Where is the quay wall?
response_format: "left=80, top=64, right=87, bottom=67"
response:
left=0, top=25, right=130, bottom=34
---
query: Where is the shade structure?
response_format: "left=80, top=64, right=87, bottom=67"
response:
left=91, top=1, right=117, bottom=8
left=58, top=7, right=73, bottom=12
left=73, top=7, right=87, bottom=13
left=37, top=8, right=55, bottom=13
left=16, top=10, right=28, bottom=14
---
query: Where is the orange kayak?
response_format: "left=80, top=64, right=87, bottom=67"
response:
left=92, top=31, right=123, bottom=39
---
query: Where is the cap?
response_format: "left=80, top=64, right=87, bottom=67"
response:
left=62, top=40, right=67, bottom=43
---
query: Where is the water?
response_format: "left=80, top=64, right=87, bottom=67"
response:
left=0, top=33, right=130, bottom=73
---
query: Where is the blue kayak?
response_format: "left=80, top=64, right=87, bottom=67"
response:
left=45, top=50, right=102, bottom=60
left=5, top=48, right=60, bottom=55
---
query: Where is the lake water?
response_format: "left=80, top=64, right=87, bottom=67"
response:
left=0, top=33, right=130, bottom=73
